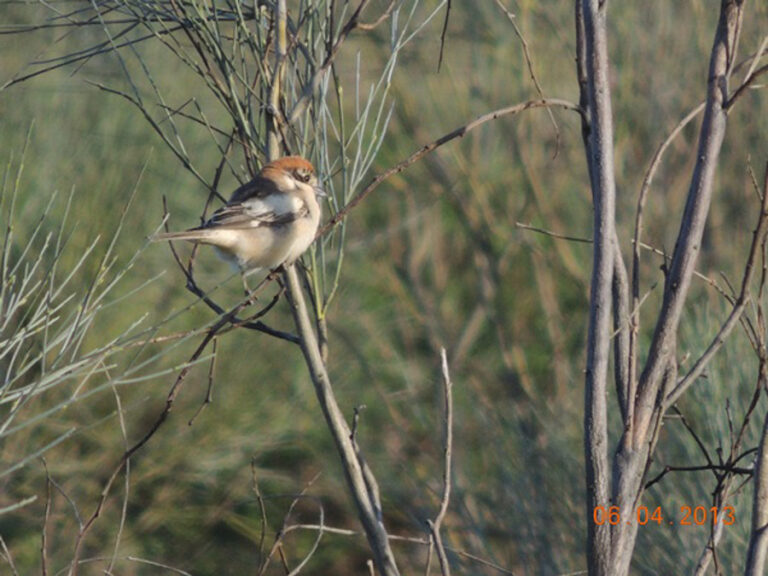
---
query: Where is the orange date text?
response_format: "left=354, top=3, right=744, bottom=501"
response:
left=592, top=505, right=735, bottom=527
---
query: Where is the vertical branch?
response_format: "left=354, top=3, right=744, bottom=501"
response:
left=267, top=0, right=287, bottom=161
left=579, top=0, right=617, bottom=573
left=268, top=3, right=398, bottom=574
left=745, top=410, right=768, bottom=575
left=745, top=165, right=768, bottom=576
left=427, top=348, right=454, bottom=576
left=41, top=462, right=52, bottom=576
left=577, top=0, right=631, bottom=425
left=613, top=250, right=630, bottom=424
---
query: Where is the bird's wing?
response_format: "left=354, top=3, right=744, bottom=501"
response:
left=227, top=175, right=283, bottom=204
left=201, top=178, right=307, bottom=230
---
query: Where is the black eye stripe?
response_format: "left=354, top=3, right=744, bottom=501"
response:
left=294, top=170, right=311, bottom=183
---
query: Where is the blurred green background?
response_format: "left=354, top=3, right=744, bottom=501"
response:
left=1, top=1, right=767, bottom=574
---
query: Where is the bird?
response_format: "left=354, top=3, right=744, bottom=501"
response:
left=154, top=156, right=325, bottom=276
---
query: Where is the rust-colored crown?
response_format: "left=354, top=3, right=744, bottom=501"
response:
left=261, top=156, right=315, bottom=175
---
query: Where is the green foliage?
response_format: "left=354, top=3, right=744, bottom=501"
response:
left=0, top=1, right=766, bottom=575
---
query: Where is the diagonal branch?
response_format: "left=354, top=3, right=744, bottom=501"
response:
left=493, top=0, right=561, bottom=155
left=667, top=162, right=768, bottom=406
left=632, top=0, right=745, bottom=448
left=319, top=98, right=581, bottom=237
left=282, top=264, right=400, bottom=576
left=629, top=101, right=706, bottom=420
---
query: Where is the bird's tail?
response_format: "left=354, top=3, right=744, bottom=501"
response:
left=151, top=228, right=216, bottom=244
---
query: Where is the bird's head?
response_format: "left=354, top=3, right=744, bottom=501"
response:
left=262, top=156, right=326, bottom=197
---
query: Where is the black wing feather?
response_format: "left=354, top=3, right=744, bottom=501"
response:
left=228, top=175, right=283, bottom=204
left=191, top=175, right=308, bottom=231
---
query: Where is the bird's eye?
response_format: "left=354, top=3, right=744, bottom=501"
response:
left=294, top=170, right=311, bottom=183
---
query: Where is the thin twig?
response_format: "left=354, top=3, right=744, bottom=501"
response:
left=287, top=0, right=374, bottom=124
left=667, top=162, right=768, bottom=406
left=493, top=0, right=560, bottom=156
left=726, top=63, right=768, bottom=109
left=645, top=463, right=752, bottom=490
left=630, top=102, right=706, bottom=407
left=108, top=384, right=130, bottom=574
left=436, top=0, right=451, bottom=72
left=0, top=535, right=20, bottom=576
left=320, top=99, right=581, bottom=236
left=515, top=222, right=592, bottom=244
left=125, top=556, right=193, bottom=575
left=259, top=482, right=321, bottom=576
left=358, top=0, right=397, bottom=31
left=251, top=464, right=270, bottom=571
left=280, top=524, right=518, bottom=575
left=41, top=460, right=52, bottom=576
left=426, top=348, right=454, bottom=575
left=69, top=293, right=261, bottom=574
left=188, top=337, right=218, bottom=425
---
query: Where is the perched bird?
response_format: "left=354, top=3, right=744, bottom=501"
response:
left=154, top=156, right=325, bottom=274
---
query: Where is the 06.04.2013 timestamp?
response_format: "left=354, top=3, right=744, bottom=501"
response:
left=592, top=505, right=735, bottom=527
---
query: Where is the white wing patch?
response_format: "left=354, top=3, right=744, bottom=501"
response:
left=206, top=192, right=307, bottom=229
left=241, top=193, right=303, bottom=223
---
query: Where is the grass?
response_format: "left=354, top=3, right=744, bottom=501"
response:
left=0, top=1, right=767, bottom=574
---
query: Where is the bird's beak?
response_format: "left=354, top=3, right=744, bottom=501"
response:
left=314, top=185, right=327, bottom=198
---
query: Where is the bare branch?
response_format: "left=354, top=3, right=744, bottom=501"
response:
left=282, top=264, right=400, bottom=576
left=320, top=99, right=581, bottom=236
left=426, top=348, right=454, bottom=576
left=633, top=0, right=745, bottom=447
left=666, top=161, right=768, bottom=406
left=125, top=556, right=193, bottom=575
left=358, top=0, right=397, bottom=31
left=726, top=62, right=768, bottom=109
left=515, top=222, right=592, bottom=244
left=629, top=101, right=706, bottom=412
left=436, top=0, right=452, bottom=72
left=0, top=535, right=20, bottom=576
left=69, top=292, right=260, bottom=575
left=267, top=0, right=287, bottom=160
left=493, top=0, right=561, bottom=155
left=187, top=337, right=218, bottom=425
left=613, top=249, right=631, bottom=424
left=41, top=460, right=52, bottom=576
left=745, top=407, right=768, bottom=575
left=281, top=524, right=518, bottom=575
left=579, top=2, right=617, bottom=573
